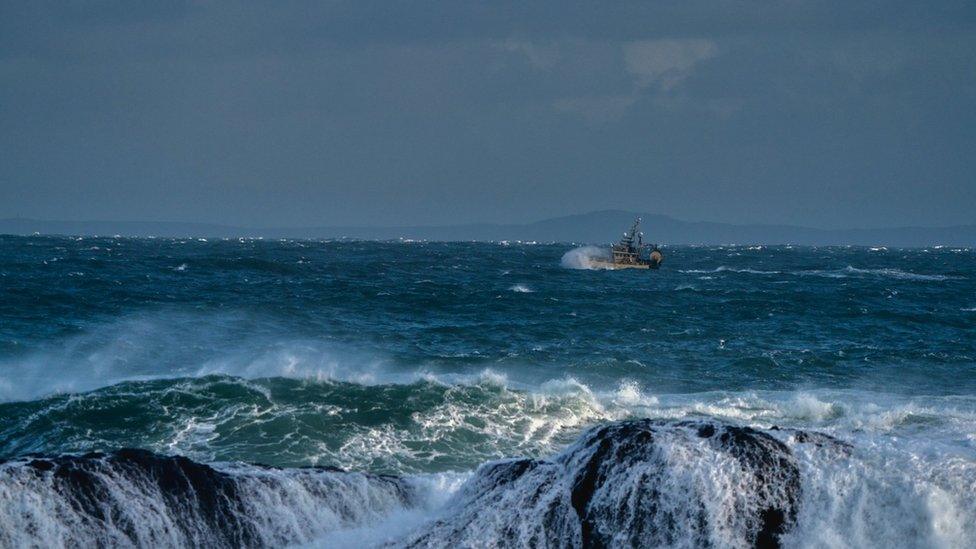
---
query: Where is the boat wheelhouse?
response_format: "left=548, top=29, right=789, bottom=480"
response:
left=590, top=217, right=663, bottom=270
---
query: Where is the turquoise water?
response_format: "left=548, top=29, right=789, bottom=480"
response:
left=1, top=236, right=974, bottom=547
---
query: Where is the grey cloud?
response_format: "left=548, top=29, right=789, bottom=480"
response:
left=624, top=39, right=718, bottom=91
left=552, top=39, right=721, bottom=122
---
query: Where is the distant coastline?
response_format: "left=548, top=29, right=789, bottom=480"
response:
left=2, top=210, right=974, bottom=247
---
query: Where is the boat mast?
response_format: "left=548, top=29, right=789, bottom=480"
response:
left=618, top=217, right=641, bottom=252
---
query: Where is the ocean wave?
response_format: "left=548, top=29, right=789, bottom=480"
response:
left=680, top=266, right=782, bottom=275
left=0, top=311, right=420, bottom=403
left=797, top=266, right=958, bottom=281
left=0, top=374, right=617, bottom=473
left=4, top=372, right=975, bottom=478
left=679, top=265, right=958, bottom=281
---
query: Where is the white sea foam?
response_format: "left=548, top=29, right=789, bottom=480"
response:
left=781, top=437, right=976, bottom=548
left=509, top=283, right=533, bottom=293
left=302, top=472, right=469, bottom=548
left=611, top=380, right=658, bottom=407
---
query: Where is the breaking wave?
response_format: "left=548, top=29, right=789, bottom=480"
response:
left=679, top=265, right=958, bottom=281
left=800, top=266, right=958, bottom=281
left=3, top=371, right=975, bottom=478
left=0, top=375, right=615, bottom=472
left=680, top=266, right=782, bottom=275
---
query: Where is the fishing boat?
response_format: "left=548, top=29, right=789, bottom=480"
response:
left=590, top=217, right=663, bottom=270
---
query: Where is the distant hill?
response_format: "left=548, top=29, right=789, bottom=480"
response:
left=2, top=211, right=975, bottom=247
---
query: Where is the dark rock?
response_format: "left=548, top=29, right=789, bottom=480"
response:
left=400, top=419, right=812, bottom=548
left=791, top=430, right=852, bottom=452
left=4, top=448, right=415, bottom=548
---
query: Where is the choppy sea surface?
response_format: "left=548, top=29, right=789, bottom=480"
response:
left=1, top=235, right=975, bottom=547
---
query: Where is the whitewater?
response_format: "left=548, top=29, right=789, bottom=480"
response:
left=1, top=236, right=975, bottom=547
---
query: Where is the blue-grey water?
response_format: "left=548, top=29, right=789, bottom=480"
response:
left=1, top=236, right=974, bottom=547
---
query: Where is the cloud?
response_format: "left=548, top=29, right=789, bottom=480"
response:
left=553, top=38, right=719, bottom=122
left=623, top=39, right=718, bottom=91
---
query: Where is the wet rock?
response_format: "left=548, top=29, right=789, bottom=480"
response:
left=791, top=430, right=853, bottom=453
left=400, top=419, right=808, bottom=548
left=2, top=449, right=414, bottom=548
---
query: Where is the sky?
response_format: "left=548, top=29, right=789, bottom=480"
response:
left=1, top=1, right=975, bottom=229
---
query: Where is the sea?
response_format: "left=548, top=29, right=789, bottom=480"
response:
left=1, top=235, right=974, bottom=548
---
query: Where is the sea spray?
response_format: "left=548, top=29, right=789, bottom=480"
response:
left=560, top=246, right=610, bottom=269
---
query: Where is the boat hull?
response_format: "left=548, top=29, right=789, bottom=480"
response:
left=589, top=260, right=655, bottom=270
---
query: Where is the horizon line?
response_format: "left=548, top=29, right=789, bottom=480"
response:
left=2, top=210, right=974, bottom=233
